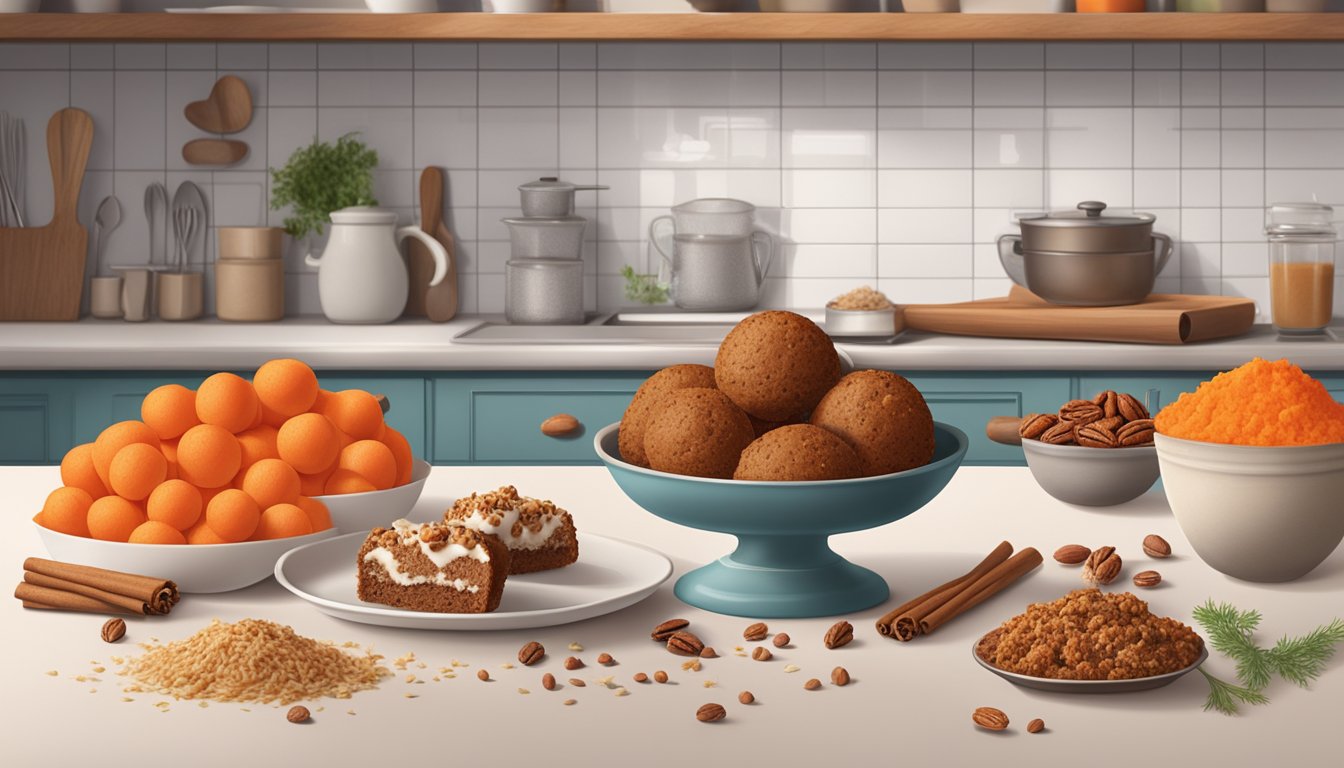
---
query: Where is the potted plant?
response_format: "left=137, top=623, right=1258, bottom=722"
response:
left=269, top=133, right=379, bottom=242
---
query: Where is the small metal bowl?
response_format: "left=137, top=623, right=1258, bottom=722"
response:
left=824, top=305, right=904, bottom=339
left=974, top=631, right=1208, bottom=694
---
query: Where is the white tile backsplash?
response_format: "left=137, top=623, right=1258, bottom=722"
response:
left=0, top=40, right=1339, bottom=319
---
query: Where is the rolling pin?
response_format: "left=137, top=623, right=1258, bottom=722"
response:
left=985, top=416, right=1024, bottom=446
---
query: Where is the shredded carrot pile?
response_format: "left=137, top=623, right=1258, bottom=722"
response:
left=1155, top=358, right=1344, bottom=446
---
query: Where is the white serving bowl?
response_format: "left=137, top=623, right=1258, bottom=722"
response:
left=35, top=522, right=338, bottom=594
left=1155, top=433, right=1344, bottom=582
left=314, top=459, right=432, bottom=534
left=1021, top=438, right=1159, bottom=507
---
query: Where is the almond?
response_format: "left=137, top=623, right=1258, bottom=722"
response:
left=540, top=413, right=580, bottom=437
left=1142, top=534, right=1172, bottom=559
left=1053, top=544, right=1091, bottom=565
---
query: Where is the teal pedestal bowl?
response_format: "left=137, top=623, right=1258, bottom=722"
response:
left=594, top=422, right=968, bottom=618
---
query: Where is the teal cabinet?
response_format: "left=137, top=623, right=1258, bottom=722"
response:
left=906, top=374, right=1073, bottom=466
left=1076, top=375, right=1209, bottom=415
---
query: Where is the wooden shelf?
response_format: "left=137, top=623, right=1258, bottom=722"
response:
left=3, top=12, right=1344, bottom=42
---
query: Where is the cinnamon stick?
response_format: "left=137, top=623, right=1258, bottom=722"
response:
left=22, top=557, right=177, bottom=614
left=22, top=571, right=151, bottom=615
left=14, top=582, right=137, bottom=616
left=875, top=541, right=1014, bottom=637
left=919, top=547, right=1043, bottom=636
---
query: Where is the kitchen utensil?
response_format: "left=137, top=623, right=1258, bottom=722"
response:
left=144, top=182, right=167, bottom=269
left=0, top=108, right=92, bottom=322
left=985, top=416, right=1024, bottom=447
left=1177, top=0, right=1264, bottom=10
left=1156, top=433, right=1344, bottom=582
left=506, top=258, right=584, bottom=325
left=171, top=207, right=196, bottom=272
left=217, top=226, right=282, bottom=260
left=365, top=0, right=440, bottom=11
left=1077, top=0, right=1145, bottom=9
left=171, top=180, right=207, bottom=272
left=825, top=305, right=906, bottom=339
left=276, top=529, right=671, bottom=630
left=312, top=460, right=430, bottom=533
left=157, top=272, right=203, bottom=321
left=1267, top=0, right=1327, bottom=9
left=961, top=0, right=1072, bottom=9
left=904, top=286, right=1256, bottom=345
left=182, top=139, right=249, bottom=167
left=35, top=520, right=337, bottom=594
left=1021, top=438, right=1159, bottom=507
left=973, top=636, right=1208, bottom=693
left=502, top=216, right=587, bottom=259
left=88, top=276, right=123, bottom=319
left=91, top=195, right=121, bottom=277
left=306, top=207, right=447, bottom=324
left=1266, top=202, right=1335, bottom=335
left=119, top=269, right=152, bottom=322
left=215, top=258, right=284, bottom=321
left=651, top=197, right=758, bottom=240
left=901, top=0, right=960, bottom=10
left=657, top=232, right=772, bottom=311
left=595, top=421, right=967, bottom=618
left=406, top=167, right=459, bottom=322
left=518, top=177, right=607, bottom=218
left=183, top=75, right=253, bottom=135
left=998, top=201, right=1173, bottom=306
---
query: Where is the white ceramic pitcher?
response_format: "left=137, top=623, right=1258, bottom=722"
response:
left=305, top=207, right=448, bottom=324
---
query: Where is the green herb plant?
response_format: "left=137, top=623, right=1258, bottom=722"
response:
left=269, top=133, right=379, bottom=240
left=1192, top=600, right=1344, bottom=715
left=621, top=265, right=669, bottom=305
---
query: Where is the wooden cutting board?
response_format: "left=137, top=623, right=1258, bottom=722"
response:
left=0, top=108, right=93, bottom=322
left=904, top=285, right=1256, bottom=345
left=405, top=166, right=458, bottom=322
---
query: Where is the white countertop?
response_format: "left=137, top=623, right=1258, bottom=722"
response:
left=1, top=316, right=1343, bottom=372
left=2, top=465, right=1339, bottom=767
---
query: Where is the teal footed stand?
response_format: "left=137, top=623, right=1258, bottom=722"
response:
left=595, top=421, right=968, bottom=619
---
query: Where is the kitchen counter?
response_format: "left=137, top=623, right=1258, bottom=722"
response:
left=2, top=316, right=1343, bottom=372
left=2, top=465, right=1339, bottom=767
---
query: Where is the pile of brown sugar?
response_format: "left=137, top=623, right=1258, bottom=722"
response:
left=828, top=286, right=892, bottom=311
left=977, top=589, right=1204, bottom=681
left=1155, top=357, right=1344, bottom=446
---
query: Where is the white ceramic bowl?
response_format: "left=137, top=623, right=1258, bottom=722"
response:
left=1022, top=439, right=1159, bottom=507
left=35, top=522, right=338, bottom=594
left=1155, top=434, right=1344, bottom=582
left=313, top=459, right=432, bottom=534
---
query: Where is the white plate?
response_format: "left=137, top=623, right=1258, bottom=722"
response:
left=275, top=531, right=672, bottom=630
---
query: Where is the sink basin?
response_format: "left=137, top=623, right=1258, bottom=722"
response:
left=451, top=310, right=827, bottom=345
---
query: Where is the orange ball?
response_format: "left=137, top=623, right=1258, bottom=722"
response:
left=242, top=458, right=301, bottom=510
left=86, top=496, right=147, bottom=542
left=129, top=520, right=187, bottom=545
left=322, top=390, right=384, bottom=440
left=185, top=520, right=230, bottom=545
left=160, top=439, right=181, bottom=481
left=277, top=413, right=341, bottom=475
left=141, top=384, right=200, bottom=441
left=380, top=427, right=414, bottom=487
left=195, top=372, right=260, bottom=434
left=39, top=487, right=93, bottom=537
left=108, top=443, right=168, bottom=501
left=92, top=421, right=160, bottom=489
left=253, top=358, right=320, bottom=419
left=146, top=479, right=203, bottom=531
left=325, top=469, right=377, bottom=495
left=60, top=443, right=108, bottom=499
left=295, top=496, right=332, bottom=532
left=337, top=440, right=397, bottom=491
left=237, top=425, right=280, bottom=468
left=298, top=467, right=335, bottom=497
left=177, top=424, right=242, bottom=488
left=205, top=488, right=261, bottom=542
left=254, top=503, right=314, bottom=540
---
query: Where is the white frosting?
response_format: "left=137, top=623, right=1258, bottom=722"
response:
left=389, top=518, right=490, bottom=566
left=449, top=506, right=565, bottom=551
left=362, top=548, right=482, bottom=593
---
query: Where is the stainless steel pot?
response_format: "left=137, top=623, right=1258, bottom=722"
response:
left=998, top=201, right=1173, bottom=307
left=518, top=178, right=607, bottom=218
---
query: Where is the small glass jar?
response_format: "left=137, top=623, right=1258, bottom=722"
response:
left=1266, top=203, right=1336, bottom=335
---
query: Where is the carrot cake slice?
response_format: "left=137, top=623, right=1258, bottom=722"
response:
left=444, top=486, right=579, bottom=575
left=356, top=520, right=510, bottom=613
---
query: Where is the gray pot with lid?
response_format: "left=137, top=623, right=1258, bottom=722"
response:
left=998, top=201, right=1173, bottom=307
left=518, top=177, right=608, bottom=218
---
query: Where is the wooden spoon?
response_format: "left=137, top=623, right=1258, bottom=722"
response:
left=986, top=416, right=1024, bottom=446
left=406, top=166, right=459, bottom=322
left=184, top=75, right=253, bottom=134
left=182, top=139, right=248, bottom=167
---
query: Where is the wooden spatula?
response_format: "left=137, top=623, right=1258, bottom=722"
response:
left=406, top=166, right=459, bottom=322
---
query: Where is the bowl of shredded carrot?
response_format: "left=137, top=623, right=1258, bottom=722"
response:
left=1154, top=358, right=1344, bottom=582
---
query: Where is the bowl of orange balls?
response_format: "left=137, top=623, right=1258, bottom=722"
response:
left=32, top=358, right=431, bottom=593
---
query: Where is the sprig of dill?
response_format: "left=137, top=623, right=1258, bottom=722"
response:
left=1192, top=600, right=1344, bottom=715
left=621, top=265, right=668, bottom=305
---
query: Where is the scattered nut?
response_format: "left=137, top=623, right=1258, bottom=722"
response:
left=518, top=641, right=545, bottom=666
left=567, top=641, right=583, bottom=651
left=286, top=706, right=310, bottom=724
left=563, top=698, right=577, bottom=706
left=824, top=620, right=853, bottom=649
left=1083, top=546, right=1122, bottom=585
left=597, top=652, right=614, bottom=665
left=1143, top=534, right=1172, bottom=559
left=831, top=666, right=850, bottom=686
left=803, top=678, right=822, bottom=690
left=653, top=670, right=669, bottom=684
left=783, top=664, right=801, bottom=673
left=667, top=630, right=705, bottom=657
left=568, top=678, right=586, bottom=687
left=700, top=646, right=718, bottom=658
left=564, top=656, right=584, bottom=670
left=696, top=703, right=727, bottom=723
left=1027, top=718, right=1046, bottom=734
left=100, top=618, right=126, bottom=644
left=681, top=659, right=702, bottom=672
left=772, top=633, right=790, bottom=648
left=1133, top=570, right=1163, bottom=588
left=651, top=618, right=690, bottom=641
left=633, top=672, right=649, bottom=683
left=972, top=706, right=1009, bottom=731
left=1053, top=544, right=1091, bottom=565
left=751, top=646, right=772, bottom=662
left=476, top=669, right=490, bottom=682
left=743, top=622, right=768, bottom=641
left=542, top=673, right=556, bottom=691
left=738, top=690, right=755, bottom=705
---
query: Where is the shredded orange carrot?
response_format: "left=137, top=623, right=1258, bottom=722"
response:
left=1155, top=358, right=1344, bottom=447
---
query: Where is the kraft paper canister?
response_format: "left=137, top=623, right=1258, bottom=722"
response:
left=217, top=227, right=284, bottom=261
left=215, top=258, right=285, bottom=321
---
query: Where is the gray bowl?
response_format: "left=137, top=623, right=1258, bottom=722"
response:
left=824, top=305, right=905, bottom=339
left=974, top=633, right=1208, bottom=693
left=1021, top=439, right=1159, bottom=507
left=502, top=216, right=587, bottom=259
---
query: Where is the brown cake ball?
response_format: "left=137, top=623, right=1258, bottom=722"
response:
left=618, top=364, right=717, bottom=467
left=715, top=311, right=840, bottom=422
left=733, top=424, right=863, bottom=482
left=748, top=413, right=804, bottom=438
left=644, top=388, right=755, bottom=479
left=810, top=370, right=935, bottom=476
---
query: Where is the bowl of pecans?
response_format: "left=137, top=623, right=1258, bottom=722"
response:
left=1010, top=390, right=1159, bottom=507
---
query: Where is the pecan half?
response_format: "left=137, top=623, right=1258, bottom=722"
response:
left=1059, top=399, right=1103, bottom=425
left=287, top=706, right=311, bottom=724
left=1018, top=413, right=1058, bottom=440
left=1096, top=390, right=1120, bottom=419
left=1075, top=423, right=1120, bottom=448
left=1083, top=546, right=1122, bottom=585
left=1039, top=420, right=1076, bottom=445
left=1142, top=534, right=1172, bottom=559
left=100, top=618, right=126, bottom=644
left=1027, top=718, right=1045, bottom=734
left=1094, top=415, right=1124, bottom=433
left=667, top=631, right=705, bottom=657
left=651, top=618, right=690, bottom=641
left=1053, top=544, right=1091, bottom=565
left=743, top=622, right=768, bottom=642
left=1133, top=570, right=1162, bottom=588
left=696, top=703, right=726, bottom=723
left=824, top=620, right=854, bottom=649
left=972, top=706, right=1009, bottom=731
left=518, top=641, right=545, bottom=666
left=1117, top=392, right=1150, bottom=422
left=1118, top=419, right=1155, bottom=446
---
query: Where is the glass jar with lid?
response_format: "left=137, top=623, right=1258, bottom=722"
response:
left=1265, top=203, right=1336, bottom=335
